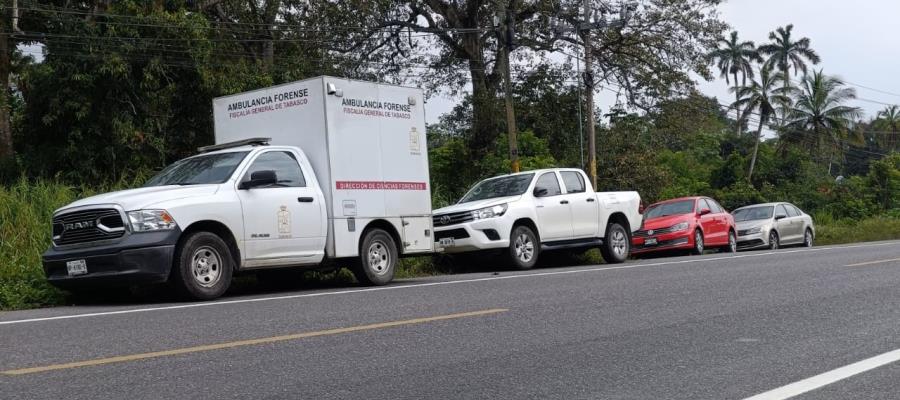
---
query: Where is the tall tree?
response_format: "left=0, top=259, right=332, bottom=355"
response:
left=708, top=30, right=760, bottom=134
left=733, top=67, right=790, bottom=181
left=758, top=24, right=820, bottom=91
left=784, top=70, right=862, bottom=173
left=874, top=105, right=900, bottom=151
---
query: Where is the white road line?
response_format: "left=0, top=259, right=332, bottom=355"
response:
left=742, top=348, right=900, bottom=400
left=0, top=241, right=895, bottom=326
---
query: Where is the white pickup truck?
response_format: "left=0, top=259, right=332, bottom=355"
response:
left=432, top=168, right=641, bottom=269
left=42, top=77, right=434, bottom=300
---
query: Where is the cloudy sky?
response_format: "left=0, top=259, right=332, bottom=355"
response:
left=425, top=0, right=900, bottom=125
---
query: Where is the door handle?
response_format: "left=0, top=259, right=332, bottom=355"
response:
left=586, top=198, right=596, bottom=202
left=298, top=197, right=314, bottom=203
left=560, top=200, right=569, bottom=205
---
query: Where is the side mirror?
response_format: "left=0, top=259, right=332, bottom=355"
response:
left=533, top=188, right=549, bottom=198
left=774, top=214, right=787, bottom=220
left=699, top=208, right=711, bottom=216
left=240, top=170, right=277, bottom=190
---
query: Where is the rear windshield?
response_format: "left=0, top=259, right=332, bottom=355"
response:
left=145, top=151, right=249, bottom=186
left=733, top=206, right=774, bottom=222
left=643, top=200, right=695, bottom=219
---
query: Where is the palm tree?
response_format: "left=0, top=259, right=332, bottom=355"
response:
left=708, top=31, right=762, bottom=134
left=759, top=24, right=821, bottom=90
left=733, top=67, right=791, bottom=181
left=875, top=105, right=900, bottom=150
left=784, top=70, right=862, bottom=173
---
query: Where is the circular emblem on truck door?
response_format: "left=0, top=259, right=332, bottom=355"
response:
left=440, top=215, right=451, bottom=225
left=648, top=230, right=655, bottom=235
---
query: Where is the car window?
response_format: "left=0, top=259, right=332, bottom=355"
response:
left=644, top=200, right=695, bottom=218
left=785, top=204, right=801, bottom=217
left=534, top=172, right=562, bottom=197
left=243, top=151, right=306, bottom=187
left=560, top=171, right=586, bottom=194
left=698, top=199, right=712, bottom=212
left=775, top=204, right=788, bottom=218
left=707, top=199, right=724, bottom=214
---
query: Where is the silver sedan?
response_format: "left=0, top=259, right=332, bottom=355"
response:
left=733, top=202, right=815, bottom=251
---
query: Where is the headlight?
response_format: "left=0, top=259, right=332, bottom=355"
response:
left=472, top=204, right=508, bottom=220
left=671, top=222, right=689, bottom=232
left=127, top=209, right=178, bottom=232
left=744, top=226, right=762, bottom=235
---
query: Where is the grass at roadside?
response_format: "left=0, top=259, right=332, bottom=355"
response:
left=2, top=178, right=898, bottom=311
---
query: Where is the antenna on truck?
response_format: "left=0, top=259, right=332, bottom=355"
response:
left=197, top=137, right=272, bottom=153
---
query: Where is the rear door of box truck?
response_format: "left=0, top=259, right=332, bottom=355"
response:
left=322, top=78, right=433, bottom=256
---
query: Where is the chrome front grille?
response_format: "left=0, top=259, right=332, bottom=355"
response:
left=433, top=211, right=474, bottom=227
left=633, top=225, right=678, bottom=237
left=52, top=208, right=126, bottom=246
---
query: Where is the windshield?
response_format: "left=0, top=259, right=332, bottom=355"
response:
left=644, top=200, right=696, bottom=219
left=145, top=151, right=249, bottom=187
left=459, top=173, right=535, bottom=203
left=732, top=206, right=774, bottom=222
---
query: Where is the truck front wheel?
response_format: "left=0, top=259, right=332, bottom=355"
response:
left=600, top=222, right=629, bottom=264
left=352, top=229, right=397, bottom=286
left=171, top=231, right=234, bottom=300
left=508, top=225, right=539, bottom=270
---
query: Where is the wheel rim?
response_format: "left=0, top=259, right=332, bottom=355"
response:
left=515, top=232, right=535, bottom=263
left=805, top=231, right=813, bottom=247
left=191, top=246, right=222, bottom=288
left=695, top=232, right=704, bottom=253
left=770, top=232, right=778, bottom=249
left=729, top=233, right=736, bottom=252
left=611, top=229, right=628, bottom=257
left=367, top=240, right=391, bottom=276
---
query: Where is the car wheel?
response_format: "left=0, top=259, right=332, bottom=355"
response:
left=352, top=228, right=397, bottom=286
left=508, top=225, right=539, bottom=270
left=172, top=231, right=234, bottom=301
left=722, top=230, right=737, bottom=253
left=804, top=229, right=814, bottom=248
left=768, top=231, right=780, bottom=250
left=691, top=230, right=704, bottom=255
left=600, top=222, right=629, bottom=264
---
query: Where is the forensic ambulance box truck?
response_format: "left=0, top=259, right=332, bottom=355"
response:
left=41, top=76, right=433, bottom=300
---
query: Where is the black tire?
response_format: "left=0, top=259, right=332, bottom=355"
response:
left=171, top=231, right=234, bottom=301
left=508, top=225, right=539, bottom=270
left=691, top=230, right=705, bottom=255
left=804, top=228, right=814, bottom=248
left=722, top=230, right=737, bottom=253
left=352, top=229, right=397, bottom=286
left=600, top=222, right=629, bottom=264
left=768, top=231, right=780, bottom=250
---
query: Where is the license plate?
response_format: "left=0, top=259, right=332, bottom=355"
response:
left=66, top=259, right=87, bottom=276
left=645, top=238, right=658, bottom=246
left=439, top=238, right=455, bottom=247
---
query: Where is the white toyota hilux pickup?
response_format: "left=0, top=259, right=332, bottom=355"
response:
left=432, top=168, right=642, bottom=269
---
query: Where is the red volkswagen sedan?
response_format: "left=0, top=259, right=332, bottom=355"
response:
left=631, top=196, right=737, bottom=256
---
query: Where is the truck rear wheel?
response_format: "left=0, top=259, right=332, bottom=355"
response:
left=508, top=225, right=539, bottom=270
left=171, top=231, right=234, bottom=300
left=352, top=228, right=397, bottom=286
left=600, top=222, right=629, bottom=264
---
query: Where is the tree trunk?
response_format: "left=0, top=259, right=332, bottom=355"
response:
left=747, top=115, right=764, bottom=182
left=0, top=9, right=12, bottom=160
left=461, top=28, right=499, bottom=159
left=733, top=72, right=741, bottom=136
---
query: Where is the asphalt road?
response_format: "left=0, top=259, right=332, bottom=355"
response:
left=3, top=241, right=900, bottom=400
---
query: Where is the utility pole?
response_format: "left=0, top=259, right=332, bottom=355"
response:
left=581, top=0, right=596, bottom=189
left=497, top=1, right=519, bottom=173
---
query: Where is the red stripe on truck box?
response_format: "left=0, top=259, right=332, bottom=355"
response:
left=335, top=181, right=427, bottom=190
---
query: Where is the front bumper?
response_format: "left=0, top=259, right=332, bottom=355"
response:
left=433, top=218, right=513, bottom=253
left=631, top=231, right=692, bottom=254
left=737, top=230, right=769, bottom=250
left=42, top=229, right=181, bottom=288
